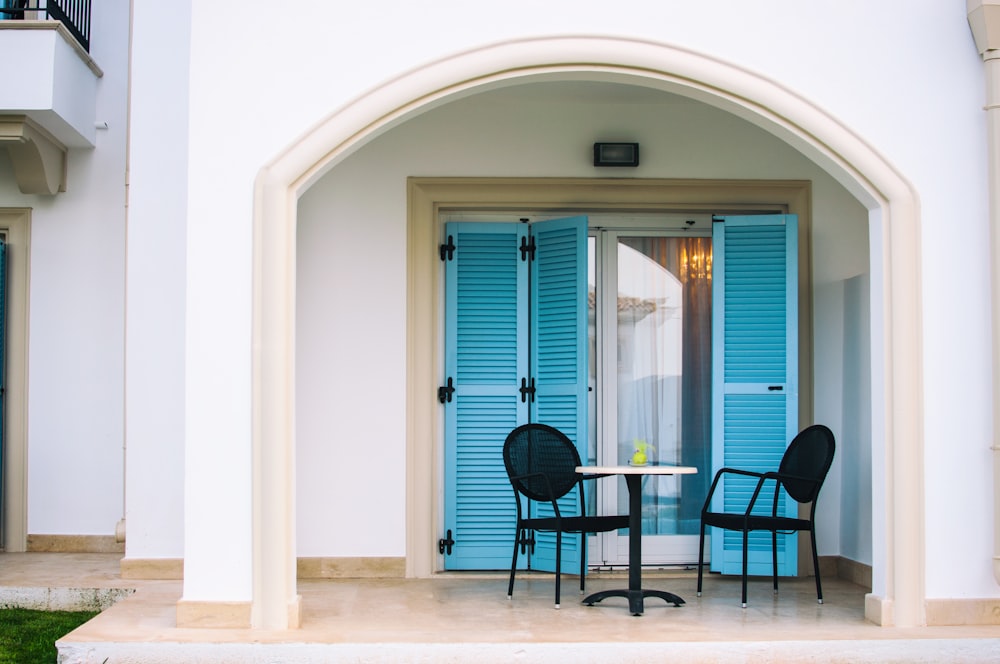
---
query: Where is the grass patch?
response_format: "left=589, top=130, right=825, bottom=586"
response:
left=0, top=608, right=98, bottom=663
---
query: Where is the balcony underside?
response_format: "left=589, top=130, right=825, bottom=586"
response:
left=0, top=20, right=102, bottom=194
left=0, top=116, right=65, bottom=194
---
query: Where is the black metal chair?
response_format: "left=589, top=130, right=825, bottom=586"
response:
left=503, top=423, right=628, bottom=608
left=697, top=423, right=836, bottom=608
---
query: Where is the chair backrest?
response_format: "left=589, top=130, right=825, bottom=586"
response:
left=778, top=424, right=836, bottom=504
left=503, top=424, right=582, bottom=503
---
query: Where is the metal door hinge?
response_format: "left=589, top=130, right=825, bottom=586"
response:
left=438, top=529, right=455, bottom=555
left=519, top=377, right=535, bottom=403
left=440, top=235, right=456, bottom=261
left=438, top=377, right=455, bottom=403
left=520, top=235, right=535, bottom=261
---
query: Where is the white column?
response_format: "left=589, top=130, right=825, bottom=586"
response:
left=250, top=171, right=300, bottom=630
left=173, top=1, right=256, bottom=626
left=123, top=0, right=188, bottom=571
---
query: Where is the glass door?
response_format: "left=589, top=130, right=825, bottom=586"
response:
left=587, top=224, right=712, bottom=567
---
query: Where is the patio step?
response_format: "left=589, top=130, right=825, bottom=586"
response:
left=55, top=637, right=1000, bottom=664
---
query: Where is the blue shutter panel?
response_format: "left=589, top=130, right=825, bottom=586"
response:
left=710, top=215, right=798, bottom=576
left=531, top=216, right=588, bottom=441
left=529, top=216, right=588, bottom=575
left=442, top=217, right=587, bottom=573
left=443, top=223, right=528, bottom=569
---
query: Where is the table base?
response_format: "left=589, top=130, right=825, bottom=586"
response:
left=573, top=467, right=697, bottom=616
left=582, top=588, right=685, bottom=616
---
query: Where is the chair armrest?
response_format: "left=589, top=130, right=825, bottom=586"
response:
left=717, top=467, right=767, bottom=480
left=700, top=467, right=767, bottom=512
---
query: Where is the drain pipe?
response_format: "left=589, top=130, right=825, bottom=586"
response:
left=969, top=0, right=1000, bottom=587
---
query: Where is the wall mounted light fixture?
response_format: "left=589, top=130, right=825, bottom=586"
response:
left=593, top=142, right=639, bottom=167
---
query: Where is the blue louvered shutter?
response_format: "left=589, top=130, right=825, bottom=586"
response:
left=443, top=222, right=529, bottom=569
left=710, top=214, right=798, bottom=576
left=528, top=216, right=589, bottom=574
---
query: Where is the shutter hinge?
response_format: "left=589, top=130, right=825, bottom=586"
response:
left=519, top=377, right=536, bottom=403
left=438, top=377, right=455, bottom=403
left=440, top=234, right=456, bottom=261
left=519, top=235, right=536, bottom=261
left=438, top=529, right=455, bottom=555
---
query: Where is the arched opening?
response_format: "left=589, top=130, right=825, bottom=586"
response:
left=250, top=36, right=922, bottom=629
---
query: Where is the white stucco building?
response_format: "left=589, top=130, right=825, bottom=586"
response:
left=3, top=0, right=1000, bottom=632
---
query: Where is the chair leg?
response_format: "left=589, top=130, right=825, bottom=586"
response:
left=741, top=529, right=749, bottom=608
left=579, top=533, right=586, bottom=595
left=697, top=522, right=707, bottom=596
left=772, top=530, right=779, bottom=595
left=554, top=530, right=562, bottom=609
left=507, top=527, right=521, bottom=600
left=810, top=527, right=824, bottom=604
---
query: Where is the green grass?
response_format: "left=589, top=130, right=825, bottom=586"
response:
left=0, top=608, right=98, bottom=663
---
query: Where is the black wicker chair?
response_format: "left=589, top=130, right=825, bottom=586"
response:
left=503, top=423, right=628, bottom=608
left=697, top=424, right=836, bottom=608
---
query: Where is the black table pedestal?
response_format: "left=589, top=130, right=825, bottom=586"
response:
left=582, top=473, right=685, bottom=616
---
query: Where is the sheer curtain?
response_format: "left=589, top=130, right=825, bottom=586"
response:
left=617, top=237, right=712, bottom=535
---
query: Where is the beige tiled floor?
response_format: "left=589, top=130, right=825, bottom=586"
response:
left=1, top=554, right=996, bottom=663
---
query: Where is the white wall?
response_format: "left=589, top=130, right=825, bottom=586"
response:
left=294, top=87, right=871, bottom=560
left=0, top=1, right=130, bottom=538
left=121, top=0, right=993, bottom=601
left=122, top=0, right=189, bottom=560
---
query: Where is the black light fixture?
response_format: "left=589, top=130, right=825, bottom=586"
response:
left=593, top=142, right=639, bottom=167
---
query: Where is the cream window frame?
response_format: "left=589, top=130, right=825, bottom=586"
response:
left=0, top=208, right=30, bottom=552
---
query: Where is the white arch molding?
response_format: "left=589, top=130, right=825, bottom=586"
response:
left=247, top=36, right=923, bottom=629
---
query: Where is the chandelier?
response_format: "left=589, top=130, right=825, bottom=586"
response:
left=680, top=239, right=713, bottom=281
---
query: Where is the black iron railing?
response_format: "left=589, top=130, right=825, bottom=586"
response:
left=0, top=1, right=91, bottom=53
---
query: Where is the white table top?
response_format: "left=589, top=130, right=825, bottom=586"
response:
left=576, top=464, right=697, bottom=475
